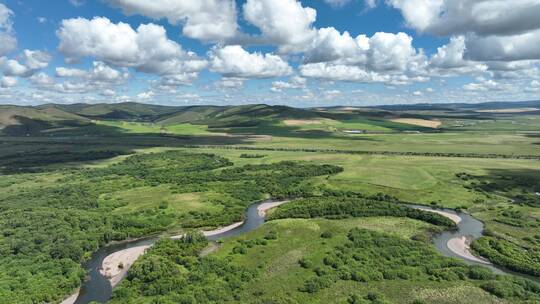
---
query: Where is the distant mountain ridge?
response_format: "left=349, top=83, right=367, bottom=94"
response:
left=1, top=100, right=539, bottom=136
left=0, top=103, right=325, bottom=135
left=370, top=100, right=540, bottom=111
left=32, top=103, right=323, bottom=126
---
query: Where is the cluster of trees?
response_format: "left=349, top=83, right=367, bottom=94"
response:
left=0, top=150, right=342, bottom=302
left=297, top=229, right=540, bottom=302
left=458, top=171, right=540, bottom=207
left=239, top=154, right=266, bottom=159
left=480, top=276, right=540, bottom=300
left=180, top=145, right=540, bottom=160
left=269, top=194, right=456, bottom=228
left=523, top=234, right=540, bottom=247
left=472, top=237, right=540, bottom=277
left=0, top=150, right=128, bottom=173
left=113, top=226, right=540, bottom=303
left=495, top=209, right=540, bottom=228
left=456, top=170, right=540, bottom=277
left=231, top=230, right=278, bottom=255
left=111, top=234, right=256, bottom=303
left=297, top=229, right=473, bottom=294
left=347, top=292, right=392, bottom=304
left=91, top=151, right=234, bottom=179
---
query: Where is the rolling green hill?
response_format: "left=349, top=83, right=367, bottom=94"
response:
left=156, top=104, right=323, bottom=127
left=3, top=101, right=540, bottom=137
left=0, top=105, right=90, bottom=135
left=41, top=102, right=182, bottom=121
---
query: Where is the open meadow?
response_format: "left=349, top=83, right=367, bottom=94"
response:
left=0, top=102, right=539, bottom=303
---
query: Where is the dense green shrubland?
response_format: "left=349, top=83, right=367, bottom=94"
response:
left=111, top=234, right=256, bottom=304
left=239, top=154, right=267, bottom=159
left=472, top=237, right=540, bottom=277
left=111, top=227, right=540, bottom=303
left=457, top=171, right=540, bottom=207
left=269, top=194, right=456, bottom=228
left=0, top=151, right=342, bottom=303
left=299, top=229, right=478, bottom=293
left=0, top=150, right=129, bottom=173
left=295, top=229, right=540, bottom=302
left=457, top=170, right=540, bottom=276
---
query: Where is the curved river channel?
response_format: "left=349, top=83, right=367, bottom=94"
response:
left=70, top=200, right=532, bottom=303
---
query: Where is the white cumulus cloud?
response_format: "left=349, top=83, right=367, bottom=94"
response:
left=1, top=50, right=51, bottom=77
left=0, top=3, right=17, bottom=56
left=107, top=0, right=238, bottom=41
left=243, top=0, right=317, bottom=53
left=209, top=45, right=292, bottom=79
left=387, top=0, right=540, bottom=37
left=0, top=76, right=16, bottom=88
left=57, top=17, right=207, bottom=77
left=388, top=0, right=540, bottom=62
left=56, top=61, right=129, bottom=85
left=465, top=29, right=540, bottom=61
left=271, top=76, right=307, bottom=92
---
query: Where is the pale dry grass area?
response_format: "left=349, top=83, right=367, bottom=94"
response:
left=413, top=285, right=507, bottom=304
left=0, top=110, right=21, bottom=126
left=476, top=108, right=539, bottom=113
left=282, top=119, right=331, bottom=126
left=391, top=118, right=442, bottom=128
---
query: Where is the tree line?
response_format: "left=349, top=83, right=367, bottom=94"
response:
left=268, top=194, right=456, bottom=228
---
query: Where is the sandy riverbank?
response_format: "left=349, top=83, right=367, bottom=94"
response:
left=419, top=208, right=462, bottom=224
left=257, top=200, right=289, bottom=217
left=100, top=245, right=151, bottom=288
left=100, top=222, right=246, bottom=288
left=447, top=236, right=491, bottom=264
left=419, top=208, right=491, bottom=265
left=98, top=200, right=290, bottom=289
left=202, top=222, right=245, bottom=237
left=100, top=221, right=246, bottom=288
left=60, top=289, right=80, bottom=304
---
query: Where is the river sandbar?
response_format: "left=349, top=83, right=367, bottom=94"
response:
left=98, top=200, right=289, bottom=290
left=418, top=208, right=462, bottom=224
left=257, top=200, right=289, bottom=217
left=447, top=236, right=491, bottom=264
left=100, top=245, right=151, bottom=288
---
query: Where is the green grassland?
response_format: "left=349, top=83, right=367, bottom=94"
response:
left=0, top=101, right=539, bottom=303
left=174, top=147, right=540, bottom=276
left=248, top=131, right=540, bottom=156
left=171, top=147, right=539, bottom=207
left=106, top=186, right=223, bottom=215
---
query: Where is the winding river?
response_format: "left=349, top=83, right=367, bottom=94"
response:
left=67, top=200, right=529, bottom=304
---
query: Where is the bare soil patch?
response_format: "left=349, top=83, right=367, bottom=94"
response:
left=391, top=118, right=442, bottom=128
left=476, top=108, right=539, bottom=113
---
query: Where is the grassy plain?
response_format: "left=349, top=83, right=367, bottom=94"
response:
left=249, top=131, right=540, bottom=156
left=172, top=147, right=539, bottom=207
left=1, top=102, right=539, bottom=303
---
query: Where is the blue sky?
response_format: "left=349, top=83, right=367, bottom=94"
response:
left=0, top=0, right=539, bottom=106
